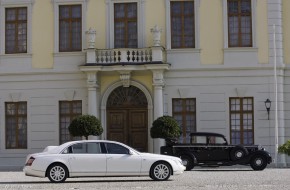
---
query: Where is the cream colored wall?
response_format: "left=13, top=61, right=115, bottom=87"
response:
left=87, top=0, right=106, bottom=48
left=200, top=0, right=223, bottom=65
left=32, top=0, right=54, bottom=68
left=145, top=0, right=166, bottom=47
left=283, top=0, right=290, bottom=64
left=257, top=0, right=269, bottom=64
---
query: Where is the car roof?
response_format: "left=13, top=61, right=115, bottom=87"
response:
left=190, top=132, right=226, bottom=137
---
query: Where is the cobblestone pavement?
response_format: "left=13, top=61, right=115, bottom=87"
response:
left=0, top=167, right=289, bottom=190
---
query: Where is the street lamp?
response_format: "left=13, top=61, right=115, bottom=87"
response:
left=264, top=99, right=271, bottom=120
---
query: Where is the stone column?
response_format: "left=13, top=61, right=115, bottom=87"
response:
left=86, top=71, right=100, bottom=140
left=152, top=70, right=165, bottom=153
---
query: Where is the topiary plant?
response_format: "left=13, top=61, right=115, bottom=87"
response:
left=68, top=115, right=103, bottom=140
left=150, top=115, right=181, bottom=139
left=278, top=140, right=290, bottom=156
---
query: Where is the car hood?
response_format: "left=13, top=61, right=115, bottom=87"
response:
left=139, top=152, right=181, bottom=161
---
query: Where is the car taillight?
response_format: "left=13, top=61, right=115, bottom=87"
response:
left=25, top=157, right=35, bottom=166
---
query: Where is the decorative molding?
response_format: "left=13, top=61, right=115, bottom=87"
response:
left=152, top=70, right=165, bottom=86
left=9, top=93, right=21, bottom=102
left=119, top=71, right=131, bottom=87
left=235, top=87, right=247, bottom=97
left=64, top=90, right=76, bottom=101
left=178, top=88, right=190, bottom=98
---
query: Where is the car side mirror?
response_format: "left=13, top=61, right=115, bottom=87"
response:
left=129, top=150, right=134, bottom=155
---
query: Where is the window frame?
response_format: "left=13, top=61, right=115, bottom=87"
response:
left=114, top=2, right=138, bottom=48
left=172, top=98, right=197, bottom=143
left=52, top=0, right=87, bottom=53
left=5, top=7, right=28, bottom=54
left=106, top=0, right=145, bottom=48
left=59, top=100, right=82, bottom=144
left=5, top=101, right=27, bottom=149
left=58, top=4, right=82, bottom=52
left=0, top=0, right=33, bottom=55
left=223, top=0, right=257, bottom=48
left=229, top=97, right=254, bottom=145
left=165, top=0, right=200, bottom=50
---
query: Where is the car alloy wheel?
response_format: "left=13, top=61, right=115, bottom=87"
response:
left=47, top=164, right=68, bottom=183
left=150, top=162, right=171, bottom=181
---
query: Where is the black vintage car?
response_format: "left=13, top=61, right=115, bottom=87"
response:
left=161, top=132, right=272, bottom=171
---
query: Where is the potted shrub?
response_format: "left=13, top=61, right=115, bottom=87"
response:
left=278, top=140, right=290, bottom=156
left=68, top=114, right=103, bottom=140
left=150, top=115, right=181, bottom=139
left=150, top=116, right=181, bottom=153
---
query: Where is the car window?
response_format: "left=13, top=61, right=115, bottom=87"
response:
left=105, top=143, right=130, bottom=154
left=191, top=136, right=207, bottom=144
left=63, top=142, right=102, bottom=154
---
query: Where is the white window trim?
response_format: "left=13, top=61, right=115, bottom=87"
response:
left=105, top=0, right=146, bottom=49
left=52, top=0, right=88, bottom=53
left=222, top=0, right=257, bottom=49
left=0, top=0, right=34, bottom=55
left=165, top=0, right=200, bottom=50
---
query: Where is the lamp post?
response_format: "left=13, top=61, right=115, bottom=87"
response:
left=264, top=99, right=271, bottom=120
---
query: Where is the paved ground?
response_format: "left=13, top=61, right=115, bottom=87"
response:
left=0, top=167, right=289, bottom=190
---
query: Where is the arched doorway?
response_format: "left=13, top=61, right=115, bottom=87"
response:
left=106, top=86, right=148, bottom=152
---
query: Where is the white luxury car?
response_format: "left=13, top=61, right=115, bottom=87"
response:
left=23, top=140, right=185, bottom=183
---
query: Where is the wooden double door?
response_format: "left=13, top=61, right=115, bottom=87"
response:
left=107, top=109, right=148, bottom=152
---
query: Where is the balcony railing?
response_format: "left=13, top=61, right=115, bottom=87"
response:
left=96, top=48, right=152, bottom=64
left=86, top=46, right=166, bottom=65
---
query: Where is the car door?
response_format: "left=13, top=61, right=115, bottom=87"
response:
left=207, top=136, right=230, bottom=161
left=104, top=142, right=142, bottom=176
left=66, top=142, right=107, bottom=176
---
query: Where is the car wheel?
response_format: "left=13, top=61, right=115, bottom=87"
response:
left=150, top=162, right=171, bottom=181
left=250, top=155, right=267, bottom=171
left=180, top=155, right=194, bottom=171
left=230, top=146, right=248, bottom=161
left=47, top=163, right=68, bottom=183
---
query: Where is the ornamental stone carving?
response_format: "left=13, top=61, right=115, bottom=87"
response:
left=86, top=27, right=96, bottom=49
left=152, top=70, right=165, bottom=86
left=151, top=25, right=162, bottom=47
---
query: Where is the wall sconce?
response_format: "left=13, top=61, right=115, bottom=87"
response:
left=264, top=99, right=271, bottom=120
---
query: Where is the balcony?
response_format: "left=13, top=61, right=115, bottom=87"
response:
left=85, top=47, right=166, bottom=66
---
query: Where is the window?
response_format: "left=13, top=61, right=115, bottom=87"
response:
left=59, top=5, right=82, bottom=52
left=230, top=97, right=254, bottom=145
left=5, top=102, right=27, bottom=149
left=172, top=98, right=196, bottom=143
left=114, top=3, right=137, bottom=48
left=227, top=0, right=252, bottom=47
left=5, top=7, right=27, bottom=54
left=59, top=101, right=82, bottom=144
left=105, top=143, right=130, bottom=154
left=170, top=1, right=195, bottom=48
left=64, top=142, right=102, bottom=154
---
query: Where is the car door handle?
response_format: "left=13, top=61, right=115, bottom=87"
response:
left=107, top=157, right=113, bottom=160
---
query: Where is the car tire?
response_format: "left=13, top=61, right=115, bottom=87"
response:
left=250, top=155, right=267, bottom=171
left=150, top=162, right=171, bottom=181
left=230, top=146, right=248, bottom=161
left=180, top=155, right=194, bottom=171
left=47, top=163, right=68, bottom=183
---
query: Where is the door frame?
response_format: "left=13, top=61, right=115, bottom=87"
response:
left=100, top=81, right=154, bottom=152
